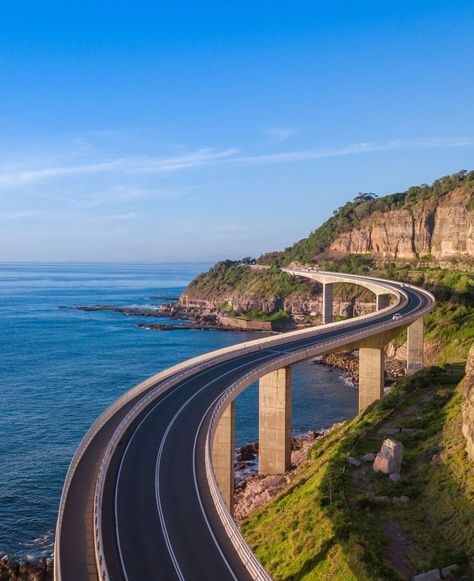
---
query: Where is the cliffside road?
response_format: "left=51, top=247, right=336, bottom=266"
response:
left=55, top=271, right=434, bottom=581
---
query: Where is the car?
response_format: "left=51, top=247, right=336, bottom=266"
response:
left=392, top=313, right=402, bottom=320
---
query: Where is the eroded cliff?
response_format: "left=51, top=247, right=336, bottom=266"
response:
left=329, top=186, right=473, bottom=260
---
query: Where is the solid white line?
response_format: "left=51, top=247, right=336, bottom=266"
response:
left=192, top=391, right=240, bottom=580
left=113, top=286, right=427, bottom=581
left=154, top=352, right=277, bottom=580
left=114, top=358, right=238, bottom=581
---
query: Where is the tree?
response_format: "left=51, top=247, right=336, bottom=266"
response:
left=354, top=192, right=377, bottom=204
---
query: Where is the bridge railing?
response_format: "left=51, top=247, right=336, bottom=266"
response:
left=203, top=284, right=435, bottom=580
left=56, top=270, right=434, bottom=580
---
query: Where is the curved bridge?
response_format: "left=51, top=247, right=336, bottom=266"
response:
left=54, top=269, right=434, bottom=581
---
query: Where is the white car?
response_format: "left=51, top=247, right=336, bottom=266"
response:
left=392, top=313, right=402, bottom=320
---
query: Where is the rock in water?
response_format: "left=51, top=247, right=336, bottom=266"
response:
left=373, top=438, right=404, bottom=474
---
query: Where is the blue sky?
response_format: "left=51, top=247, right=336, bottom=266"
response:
left=1, top=1, right=474, bottom=262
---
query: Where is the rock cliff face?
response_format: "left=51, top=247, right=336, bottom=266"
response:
left=462, top=344, right=474, bottom=462
left=329, top=188, right=473, bottom=260
left=179, top=289, right=376, bottom=323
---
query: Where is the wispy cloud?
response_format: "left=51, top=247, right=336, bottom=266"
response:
left=234, top=136, right=474, bottom=165
left=0, top=148, right=238, bottom=188
left=94, top=212, right=137, bottom=223
left=0, top=210, right=43, bottom=220
left=266, top=127, right=295, bottom=143
left=0, top=136, right=473, bottom=193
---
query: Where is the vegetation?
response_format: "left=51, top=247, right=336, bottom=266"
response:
left=187, top=261, right=319, bottom=299
left=242, top=365, right=474, bottom=580
left=257, top=170, right=474, bottom=266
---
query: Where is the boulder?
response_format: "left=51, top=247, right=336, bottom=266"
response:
left=400, top=495, right=410, bottom=503
left=440, top=564, right=459, bottom=578
left=389, top=472, right=401, bottom=482
left=373, top=438, right=404, bottom=474
left=361, top=452, right=376, bottom=462
left=348, top=456, right=362, bottom=467
left=412, top=569, right=441, bottom=581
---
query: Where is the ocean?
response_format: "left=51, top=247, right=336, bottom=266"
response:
left=0, top=262, right=358, bottom=559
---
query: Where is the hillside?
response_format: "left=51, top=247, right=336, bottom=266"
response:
left=178, top=171, right=474, bottom=362
left=259, top=170, right=474, bottom=266
left=242, top=363, right=474, bottom=580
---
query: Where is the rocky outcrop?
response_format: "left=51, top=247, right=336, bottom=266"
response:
left=179, top=290, right=376, bottom=326
left=0, top=556, right=53, bottom=580
left=373, top=438, right=404, bottom=475
left=462, top=344, right=474, bottom=462
left=329, top=187, right=473, bottom=261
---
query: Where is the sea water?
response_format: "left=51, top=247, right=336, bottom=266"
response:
left=0, top=263, right=358, bottom=559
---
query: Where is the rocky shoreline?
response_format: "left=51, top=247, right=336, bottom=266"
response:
left=317, top=350, right=406, bottom=386
left=234, top=424, right=342, bottom=522
left=66, top=302, right=299, bottom=332
left=0, top=556, right=53, bottom=581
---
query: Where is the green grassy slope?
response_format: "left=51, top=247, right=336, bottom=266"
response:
left=242, top=365, right=474, bottom=580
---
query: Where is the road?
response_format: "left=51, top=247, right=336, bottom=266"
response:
left=55, top=272, right=434, bottom=581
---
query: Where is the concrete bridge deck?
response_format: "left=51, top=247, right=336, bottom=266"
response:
left=54, top=269, right=434, bottom=581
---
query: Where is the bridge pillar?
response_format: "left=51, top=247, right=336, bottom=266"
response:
left=259, top=366, right=292, bottom=475
left=212, top=401, right=235, bottom=512
left=322, top=283, right=333, bottom=324
left=376, top=293, right=390, bottom=310
left=407, top=317, right=424, bottom=374
left=359, top=339, right=384, bottom=412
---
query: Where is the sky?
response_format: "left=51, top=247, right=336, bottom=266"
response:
left=1, top=1, right=474, bottom=262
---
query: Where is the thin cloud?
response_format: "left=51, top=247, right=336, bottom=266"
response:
left=0, top=136, right=472, bottom=191
left=95, top=212, right=137, bottom=223
left=234, top=136, right=474, bottom=165
left=0, top=148, right=238, bottom=188
left=0, top=210, right=43, bottom=220
left=266, top=127, right=295, bottom=143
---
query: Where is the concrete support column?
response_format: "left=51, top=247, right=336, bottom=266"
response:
left=407, top=317, right=424, bottom=374
left=322, top=283, right=333, bottom=324
left=212, top=401, right=235, bottom=512
left=376, top=293, right=390, bottom=310
left=359, top=341, right=384, bottom=412
left=259, top=366, right=292, bottom=475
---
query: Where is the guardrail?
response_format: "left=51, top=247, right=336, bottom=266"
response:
left=56, top=270, right=434, bottom=581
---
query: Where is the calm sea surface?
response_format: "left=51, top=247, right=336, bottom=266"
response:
left=0, top=263, right=358, bottom=559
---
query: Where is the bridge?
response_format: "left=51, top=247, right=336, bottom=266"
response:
left=54, top=269, right=434, bottom=581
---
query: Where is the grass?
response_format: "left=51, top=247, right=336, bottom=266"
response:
left=241, top=365, right=474, bottom=580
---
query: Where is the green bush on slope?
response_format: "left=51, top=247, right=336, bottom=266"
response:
left=242, top=365, right=474, bottom=580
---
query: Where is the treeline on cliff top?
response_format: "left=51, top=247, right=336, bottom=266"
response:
left=258, top=169, right=474, bottom=267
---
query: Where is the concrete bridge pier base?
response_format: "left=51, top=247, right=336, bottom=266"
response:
left=376, top=293, right=390, bottom=310
left=359, top=339, right=385, bottom=412
left=259, top=366, right=292, bottom=475
left=407, top=317, right=424, bottom=374
left=322, top=283, right=333, bottom=324
left=212, top=401, right=235, bottom=512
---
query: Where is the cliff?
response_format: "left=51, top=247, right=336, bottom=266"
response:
left=260, top=170, right=474, bottom=266
left=328, top=186, right=473, bottom=261
left=462, top=343, right=474, bottom=462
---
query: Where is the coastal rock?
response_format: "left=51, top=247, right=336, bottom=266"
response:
left=329, top=187, right=474, bottom=261
left=373, top=438, right=404, bottom=475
